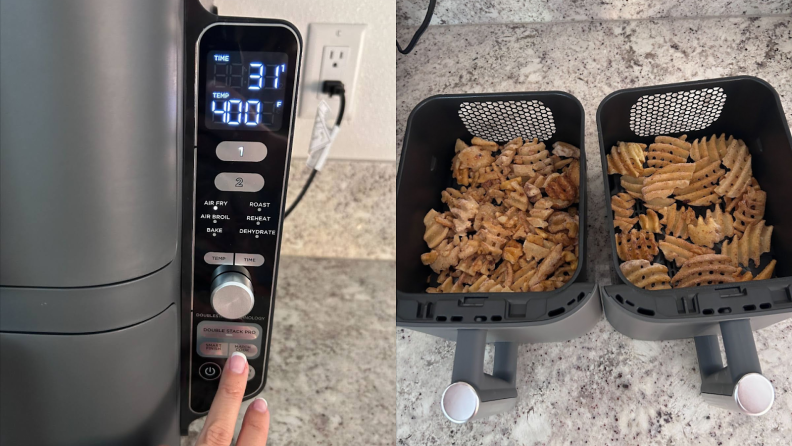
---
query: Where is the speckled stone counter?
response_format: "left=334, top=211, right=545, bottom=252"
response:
left=397, top=0, right=791, bottom=27
left=281, top=159, right=396, bottom=260
left=396, top=15, right=792, bottom=445
left=183, top=256, right=395, bottom=445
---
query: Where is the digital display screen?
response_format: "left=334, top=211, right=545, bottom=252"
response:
left=205, top=51, right=288, bottom=131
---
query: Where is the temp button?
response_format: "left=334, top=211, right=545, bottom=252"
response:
left=215, top=173, right=264, bottom=192
left=204, top=252, right=233, bottom=265
left=235, top=253, right=264, bottom=267
left=216, top=141, right=268, bottom=162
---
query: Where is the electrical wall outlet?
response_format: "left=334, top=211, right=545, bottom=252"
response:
left=317, top=46, right=350, bottom=98
left=299, top=23, right=365, bottom=122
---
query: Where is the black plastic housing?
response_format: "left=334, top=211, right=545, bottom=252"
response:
left=597, top=76, right=792, bottom=340
left=397, top=92, right=599, bottom=333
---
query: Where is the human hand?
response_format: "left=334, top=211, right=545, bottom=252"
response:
left=196, top=352, right=270, bottom=446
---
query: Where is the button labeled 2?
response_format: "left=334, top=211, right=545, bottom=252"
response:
left=216, top=141, right=268, bottom=162
left=215, top=173, right=264, bottom=192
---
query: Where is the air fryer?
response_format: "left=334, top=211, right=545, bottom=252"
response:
left=0, top=0, right=301, bottom=443
left=597, top=76, right=792, bottom=416
left=396, top=92, right=602, bottom=422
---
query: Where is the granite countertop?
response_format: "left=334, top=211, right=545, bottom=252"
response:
left=396, top=15, right=792, bottom=445
left=183, top=256, right=395, bottom=445
left=280, top=160, right=396, bottom=261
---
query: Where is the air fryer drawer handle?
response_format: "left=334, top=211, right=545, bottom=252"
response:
left=694, top=319, right=775, bottom=415
left=440, top=329, right=517, bottom=423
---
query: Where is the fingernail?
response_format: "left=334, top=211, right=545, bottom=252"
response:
left=251, top=398, right=268, bottom=413
left=228, top=351, right=247, bottom=374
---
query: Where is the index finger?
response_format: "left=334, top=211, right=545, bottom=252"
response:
left=197, top=352, right=250, bottom=446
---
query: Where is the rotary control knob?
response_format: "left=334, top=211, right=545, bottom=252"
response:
left=210, top=267, right=255, bottom=320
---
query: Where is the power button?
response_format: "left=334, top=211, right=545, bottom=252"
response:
left=199, top=362, right=222, bottom=381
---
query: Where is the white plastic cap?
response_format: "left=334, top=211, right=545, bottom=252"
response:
left=734, top=373, right=775, bottom=416
left=441, top=382, right=480, bottom=423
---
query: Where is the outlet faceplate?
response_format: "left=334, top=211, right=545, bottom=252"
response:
left=317, top=46, right=350, bottom=98
left=299, top=23, right=365, bottom=122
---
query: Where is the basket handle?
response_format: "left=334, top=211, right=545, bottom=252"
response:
left=694, top=319, right=775, bottom=415
left=440, top=329, right=517, bottom=423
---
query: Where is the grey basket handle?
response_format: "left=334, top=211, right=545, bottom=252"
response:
left=441, top=329, right=518, bottom=423
left=694, top=319, right=775, bottom=415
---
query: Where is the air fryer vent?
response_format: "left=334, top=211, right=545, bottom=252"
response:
left=629, top=87, right=726, bottom=136
left=459, top=100, right=556, bottom=142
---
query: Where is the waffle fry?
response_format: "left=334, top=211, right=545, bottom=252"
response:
left=655, top=135, right=691, bottom=152
left=733, top=187, right=766, bottom=234
left=646, top=136, right=690, bottom=169
left=755, top=259, right=776, bottom=281
left=565, top=160, right=581, bottom=189
left=639, top=209, right=661, bottom=233
left=545, top=171, right=578, bottom=201
left=724, top=178, right=759, bottom=212
left=721, top=220, right=773, bottom=268
left=471, top=136, right=499, bottom=149
left=620, top=175, right=645, bottom=200
left=642, top=163, right=695, bottom=201
left=644, top=197, right=675, bottom=212
left=425, top=240, right=460, bottom=274
left=721, top=138, right=748, bottom=169
left=659, top=204, right=695, bottom=239
left=607, top=142, right=646, bottom=177
left=616, top=229, right=659, bottom=262
left=707, top=204, right=734, bottom=239
left=674, top=157, right=724, bottom=206
left=528, top=243, right=564, bottom=288
left=734, top=270, right=754, bottom=282
left=690, top=134, right=724, bottom=161
left=671, top=254, right=740, bottom=288
left=715, top=142, right=752, bottom=198
left=620, top=259, right=671, bottom=290
left=717, top=135, right=737, bottom=158
left=513, top=139, right=553, bottom=177
left=552, top=141, right=580, bottom=159
left=611, top=193, right=638, bottom=232
left=423, top=209, right=449, bottom=248
left=658, top=235, right=715, bottom=267
left=687, top=215, right=723, bottom=248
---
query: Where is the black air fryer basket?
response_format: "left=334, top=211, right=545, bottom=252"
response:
left=597, top=76, right=792, bottom=415
left=397, top=92, right=601, bottom=422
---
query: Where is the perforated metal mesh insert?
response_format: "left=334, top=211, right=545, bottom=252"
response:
left=459, top=100, right=556, bottom=142
left=629, top=87, right=726, bottom=137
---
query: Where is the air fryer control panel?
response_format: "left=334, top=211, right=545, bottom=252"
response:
left=186, top=22, right=300, bottom=415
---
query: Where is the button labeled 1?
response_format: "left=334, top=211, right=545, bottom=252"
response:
left=216, top=141, right=267, bottom=162
left=215, top=173, right=264, bottom=192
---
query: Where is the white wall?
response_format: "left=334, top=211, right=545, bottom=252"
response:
left=216, top=0, right=396, bottom=162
